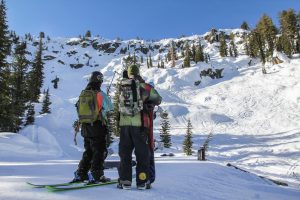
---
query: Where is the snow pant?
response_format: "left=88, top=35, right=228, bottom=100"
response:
left=118, top=126, right=150, bottom=185
left=77, top=122, right=107, bottom=180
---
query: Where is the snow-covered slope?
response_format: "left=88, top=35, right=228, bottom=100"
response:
left=0, top=29, right=300, bottom=199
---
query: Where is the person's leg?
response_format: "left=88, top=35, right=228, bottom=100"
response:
left=88, top=122, right=107, bottom=181
left=74, top=137, right=92, bottom=181
left=131, top=127, right=150, bottom=186
left=118, top=126, right=134, bottom=183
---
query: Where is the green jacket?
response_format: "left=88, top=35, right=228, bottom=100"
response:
left=119, top=80, right=162, bottom=127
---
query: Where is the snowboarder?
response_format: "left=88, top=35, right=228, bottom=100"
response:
left=117, top=65, right=162, bottom=190
left=72, top=71, right=113, bottom=184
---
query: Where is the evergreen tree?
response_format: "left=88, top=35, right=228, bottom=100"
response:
left=28, top=37, right=44, bottom=102
left=9, top=42, right=31, bottom=131
left=240, top=21, right=250, bottom=30
left=40, top=89, right=51, bottom=114
left=161, top=60, right=164, bottom=68
left=279, top=9, right=298, bottom=56
left=183, top=43, right=190, bottom=67
left=146, top=57, right=149, bottom=68
left=149, top=55, right=153, bottom=67
left=183, top=119, right=193, bottom=156
left=244, top=35, right=250, bottom=56
left=39, top=32, right=45, bottom=38
left=159, top=111, right=172, bottom=148
left=0, top=0, right=12, bottom=131
left=25, top=102, right=35, bottom=126
left=168, top=41, right=176, bottom=67
left=219, top=34, right=228, bottom=57
left=248, top=33, right=259, bottom=58
left=191, top=44, right=196, bottom=62
left=230, top=40, right=238, bottom=57
left=255, top=14, right=277, bottom=57
left=253, top=31, right=267, bottom=74
left=112, top=83, right=121, bottom=137
left=85, top=30, right=91, bottom=38
left=195, top=44, right=204, bottom=63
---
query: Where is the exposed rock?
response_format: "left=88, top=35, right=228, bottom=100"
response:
left=43, top=55, right=56, bottom=60
left=57, top=60, right=65, bottom=65
left=200, top=68, right=224, bottom=79
left=70, top=63, right=84, bottom=69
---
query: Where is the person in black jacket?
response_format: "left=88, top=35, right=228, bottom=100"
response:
left=72, top=71, right=111, bottom=184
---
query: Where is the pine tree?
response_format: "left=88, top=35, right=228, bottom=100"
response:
left=219, top=34, right=228, bottom=57
left=9, top=42, right=31, bottom=131
left=191, top=44, right=196, bottom=62
left=248, top=33, right=259, bottom=58
left=240, top=21, right=250, bottom=30
left=161, top=60, right=164, bottom=68
left=157, top=55, right=161, bottom=68
left=39, top=32, right=45, bottom=38
left=195, top=43, right=204, bottom=63
left=159, top=111, right=172, bottom=148
left=244, top=35, right=250, bottom=56
left=168, top=41, right=176, bottom=67
left=149, top=55, right=153, bottom=67
left=40, top=89, right=51, bottom=114
left=25, top=102, right=35, bottom=126
left=183, top=43, right=190, bottom=67
left=183, top=119, right=193, bottom=156
left=255, top=14, right=277, bottom=57
left=253, top=31, right=267, bottom=73
left=0, top=0, right=12, bottom=131
left=146, top=57, right=149, bottom=68
left=85, top=30, right=91, bottom=38
left=279, top=9, right=298, bottom=56
left=112, top=83, right=121, bottom=137
left=28, top=37, right=44, bottom=102
left=230, top=40, right=238, bottom=57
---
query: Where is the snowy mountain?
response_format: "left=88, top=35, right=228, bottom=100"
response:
left=0, top=29, right=300, bottom=199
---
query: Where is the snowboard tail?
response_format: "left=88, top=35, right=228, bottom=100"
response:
left=46, top=179, right=118, bottom=192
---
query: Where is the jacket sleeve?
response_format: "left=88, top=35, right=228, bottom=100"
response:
left=101, top=91, right=114, bottom=115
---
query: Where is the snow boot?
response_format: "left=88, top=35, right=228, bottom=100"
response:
left=146, top=181, right=152, bottom=189
left=87, top=171, right=111, bottom=184
left=117, top=179, right=132, bottom=190
left=137, top=182, right=146, bottom=190
left=70, top=170, right=87, bottom=183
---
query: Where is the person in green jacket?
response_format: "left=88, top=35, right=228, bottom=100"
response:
left=117, top=65, right=162, bottom=190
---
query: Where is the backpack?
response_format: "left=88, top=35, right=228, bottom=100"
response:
left=119, top=78, right=143, bottom=116
left=77, top=90, right=103, bottom=123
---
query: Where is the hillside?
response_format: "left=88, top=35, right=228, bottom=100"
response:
left=0, top=29, right=300, bottom=199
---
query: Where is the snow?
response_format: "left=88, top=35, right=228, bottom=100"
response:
left=0, top=158, right=299, bottom=200
left=1, top=29, right=300, bottom=199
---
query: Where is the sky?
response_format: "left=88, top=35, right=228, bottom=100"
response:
left=6, top=0, right=300, bottom=40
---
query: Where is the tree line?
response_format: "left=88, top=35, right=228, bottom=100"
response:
left=0, top=0, right=50, bottom=132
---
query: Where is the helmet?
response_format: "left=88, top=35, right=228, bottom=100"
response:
left=89, top=71, right=103, bottom=83
left=127, top=65, right=140, bottom=77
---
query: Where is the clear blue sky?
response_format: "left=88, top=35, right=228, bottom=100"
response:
left=6, top=0, right=300, bottom=40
